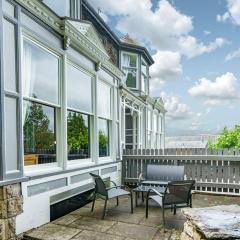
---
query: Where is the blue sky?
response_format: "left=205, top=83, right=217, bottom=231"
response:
left=89, top=0, right=240, bottom=136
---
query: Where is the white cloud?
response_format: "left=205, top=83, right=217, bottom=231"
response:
left=161, top=92, right=192, bottom=120
left=150, top=51, right=182, bottom=96
left=89, top=0, right=227, bottom=59
left=177, top=36, right=227, bottom=59
left=204, top=30, right=211, bottom=35
left=225, top=48, right=240, bottom=61
left=188, top=72, right=239, bottom=105
left=217, top=0, right=240, bottom=25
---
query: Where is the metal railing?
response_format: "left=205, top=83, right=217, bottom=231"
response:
left=122, top=148, right=240, bottom=195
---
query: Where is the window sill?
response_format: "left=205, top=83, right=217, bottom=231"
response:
left=24, top=163, right=62, bottom=177
left=67, top=159, right=95, bottom=170
left=98, top=157, right=115, bottom=164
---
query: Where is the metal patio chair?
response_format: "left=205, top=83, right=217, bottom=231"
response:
left=90, top=173, right=133, bottom=219
left=146, top=180, right=195, bottom=231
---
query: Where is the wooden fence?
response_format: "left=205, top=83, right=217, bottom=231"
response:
left=122, top=148, right=240, bottom=195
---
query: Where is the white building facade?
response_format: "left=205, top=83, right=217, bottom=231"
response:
left=0, top=0, right=166, bottom=235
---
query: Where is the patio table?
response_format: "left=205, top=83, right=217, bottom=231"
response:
left=132, top=185, right=165, bottom=207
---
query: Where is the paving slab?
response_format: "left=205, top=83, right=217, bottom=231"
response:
left=52, top=214, right=82, bottom=226
left=105, top=210, right=144, bottom=224
left=107, top=222, right=158, bottom=240
left=25, top=223, right=81, bottom=240
left=71, top=230, right=125, bottom=240
left=69, top=216, right=116, bottom=233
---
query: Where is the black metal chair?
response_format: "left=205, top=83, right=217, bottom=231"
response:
left=90, top=173, right=133, bottom=219
left=146, top=180, right=195, bottom=231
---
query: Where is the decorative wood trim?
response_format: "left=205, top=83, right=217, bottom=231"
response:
left=15, top=0, right=124, bottom=78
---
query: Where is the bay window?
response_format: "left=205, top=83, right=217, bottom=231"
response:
left=67, top=63, right=93, bottom=161
left=98, top=81, right=111, bottom=158
left=122, top=52, right=138, bottom=89
left=23, top=39, right=60, bottom=166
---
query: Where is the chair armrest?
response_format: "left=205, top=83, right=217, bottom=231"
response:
left=107, top=185, right=124, bottom=190
left=138, top=173, right=144, bottom=185
left=146, top=188, right=164, bottom=199
left=110, top=180, right=117, bottom=187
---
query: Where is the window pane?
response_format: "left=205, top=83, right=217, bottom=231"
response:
left=23, top=40, right=59, bottom=104
left=43, top=0, right=70, bottom=17
left=23, top=101, right=56, bottom=165
left=122, top=53, right=137, bottom=67
left=98, top=81, right=111, bottom=119
left=5, top=97, right=18, bottom=172
left=3, top=19, right=16, bottom=92
left=141, top=74, right=146, bottom=92
left=67, top=111, right=90, bottom=160
left=99, top=119, right=110, bottom=157
left=123, top=68, right=137, bottom=88
left=3, top=0, right=15, bottom=18
left=67, top=64, right=92, bottom=113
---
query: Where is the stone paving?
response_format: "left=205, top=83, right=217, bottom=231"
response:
left=23, top=194, right=240, bottom=240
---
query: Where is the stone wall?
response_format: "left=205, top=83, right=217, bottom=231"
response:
left=0, top=184, right=23, bottom=240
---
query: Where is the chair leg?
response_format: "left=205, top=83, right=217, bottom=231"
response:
left=142, top=192, right=144, bottom=203
left=116, top=197, right=119, bottom=206
left=102, top=198, right=108, bottom=219
left=146, top=196, right=149, bottom=218
left=190, top=195, right=193, bottom=208
left=130, top=192, right=133, bottom=214
left=91, top=192, right=96, bottom=212
left=135, top=191, right=138, bottom=207
left=162, top=208, right=165, bottom=232
left=173, top=205, right=176, bottom=215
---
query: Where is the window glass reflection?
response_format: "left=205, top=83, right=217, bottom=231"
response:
left=67, top=111, right=91, bottom=160
left=23, top=40, right=59, bottom=104
left=98, top=119, right=110, bottom=157
left=23, top=101, right=56, bottom=165
left=67, top=64, right=92, bottom=113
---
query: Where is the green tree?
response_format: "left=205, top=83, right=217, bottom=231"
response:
left=99, top=131, right=108, bottom=149
left=67, top=112, right=89, bottom=151
left=209, top=125, right=240, bottom=149
left=24, top=102, right=55, bottom=151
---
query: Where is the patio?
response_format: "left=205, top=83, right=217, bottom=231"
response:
left=23, top=193, right=240, bottom=240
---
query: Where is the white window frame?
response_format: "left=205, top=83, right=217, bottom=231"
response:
left=66, top=61, right=94, bottom=166
left=147, top=107, right=152, bottom=148
left=97, top=79, right=113, bottom=162
left=121, top=51, right=139, bottom=90
left=21, top=34, right=63, bottom=174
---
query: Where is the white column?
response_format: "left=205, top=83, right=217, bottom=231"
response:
left=162, top=113, right=166, bottom=150
left=137, top=111, right=141, bottom=149
left=59, top=54, right=68, bottom=170
left=122, top=97, right=126, bottom=150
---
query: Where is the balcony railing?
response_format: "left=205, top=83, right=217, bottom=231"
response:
left=122, top=148, right=240, bottom=195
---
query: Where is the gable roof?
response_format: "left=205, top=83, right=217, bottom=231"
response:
left=67, top=20, right=109, bottom=58
left=82, top=0, right=154, bottom=66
